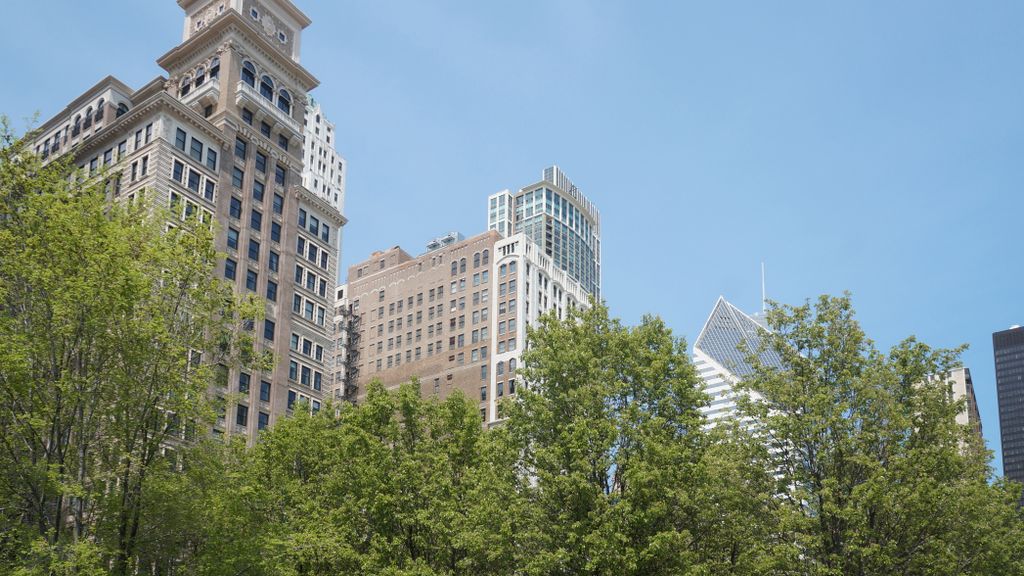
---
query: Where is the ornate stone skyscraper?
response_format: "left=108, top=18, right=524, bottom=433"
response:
left=31, top=0, right=345, bottom=442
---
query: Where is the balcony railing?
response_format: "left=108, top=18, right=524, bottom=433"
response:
left=181, top=78, right=221, bottom=108
left=235, top=81, right=301, bottom=136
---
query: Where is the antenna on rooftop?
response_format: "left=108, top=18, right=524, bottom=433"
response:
left=761, top=262, right=766, bottom=314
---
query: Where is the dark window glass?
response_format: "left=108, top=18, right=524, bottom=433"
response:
left=250, top=209, right=262, bottom=231
left=227, top=228, right=238, bottom=249
left=187, top=169, right=200, bottom=193
left=266, top=280, right=277, bottom=301
left=234, top=137, right=247, bottom=160
left=269, top=250, right=279, bottom=272
left=206, top=148, right=218, bottom=171
left=255, top=151, right=266, bottom=173
left=260, top=380, right=271, bottom=402
left=224, top=258, right=236, bottom=280
left=278, top=135, right=288, bottom=151
left=189, top=138, right=203, bottom=162
left=260, top=122, right=271, bottom=137
left=275, top=165, right=286, bottom=186
left=246, top=269, right=257, bottom=291
left=175, top=128, right=187, bottom=151
left=236, top=404, right=248, bottom=426
left=257, top=411, right=269, bottom=430
left=229, top=196, right=242, bottom=219
left=172, top=160, right=184, bottom=182
left=242, top=108, right=253, bottom=125
left=248, top=239, right=260, bottom=261
left=271, top=222, right=281, bottom=243
left=263, top=319, right=275, bottom=341
left=238, top=372, right=250, bottom=393
left=232, top=167, right=244, bottom=188
left=253, top=180, right=264, bottom=202
left=273, top=194, right=284, bottom=214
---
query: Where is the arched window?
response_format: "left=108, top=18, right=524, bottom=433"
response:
left=259, top=75, right=274, bottom=100
left=459, top=258, right=467, bottom=274
left=241, top=61, right=256, bottom=87
left=209, top=57, right=220, bottom=79
left=116, top=103, right=129, bottom=117
left=83, top=107, right=93, bottom=128
left=473, top=253, right=481, bottom=268
left=72, top=115, right=81, bottom=136
left=508, top=358, right=516, bottom=372
left=482, top=250, right=490, bottom=265
left=277, top=89, right=291, bottom=115
left=496, top=361, right=504, bottom=376
left=451, top=261, right=458, bottom=277
left=194, top=66, right=206, bottom=87
left=179, top=76, right=192, bottom=97
left=95, top=99, right=105, bottom=121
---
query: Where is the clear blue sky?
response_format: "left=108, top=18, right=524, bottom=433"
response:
left=3, top=1, right=1022, bottom=474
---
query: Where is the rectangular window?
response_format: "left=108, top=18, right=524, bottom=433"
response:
left=259, top=380, right=271, bottom=402
left=275, top=165, right=286, bottom=186
left=269, top=250, right=279, bottom=272
left=187, top=169, right=200, bottom=193
left=238, top=372, right=250, bottom=393
left=234, top=137, right=247, bottom=159
left=103, top=149, right=112, bottom=166
left=190, top=138, right=203, bottom=162
left=141, top=156, right=148, bottom=176
left=204, top=180, right=215, bottom=201
left=273, top=193, right=284, bottom=214
left=206, top=148, right=218, bottom=171
left=250, top=210, right=262, bottom=231
left=175, top=128, right=187, bottom=151
left=242, top=108, right=253, bottom=125
left=246, top=269, right=258, bottom=291
left=236, top=404, right=248, bottom=427
left=266, top=280, right=277, bottom=301
left=117, top=140, right=127, bottom=159
left=134, top=130, right=142, bottom=149
left=298, top=208, right=307, bottom=227
left=172, top=160, right=184, bottom=182
left=224, top=258, right=237, bottom=280
left=227, top=227, right=239, bottom=250
left=300, top=366, right=311, bottom=386
left=260, top=122, right=271, bottom=138
left=229, top=196, right=242, bottom=219
left=255, top=151, right=267, bottom=173
left=145, top=123, right=153, bottom=144
left=271, top=222, right=281, bottom=243
left=253, top=180, right=264, bottom=202
left=278, top=134, right=289, bottom=151
left=263, top=319, right=275, bottom=341
left=309, top=216, right=320, bottom=236
left=257, top=411, right=269, bottom=430
left=287, top=389, right=296, bottom=408
left=248, top=239, right=260, bottom=261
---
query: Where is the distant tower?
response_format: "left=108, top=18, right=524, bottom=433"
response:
left=488, top=166, right=601, bottom=298
left=692, top=297, right=783, bottom=425
left=994, top=325, right=1024, bottom=483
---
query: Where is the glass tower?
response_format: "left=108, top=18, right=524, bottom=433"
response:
left=488, top=166, right=601, bottom=297
left=994, top=325, right=1024, bottom=485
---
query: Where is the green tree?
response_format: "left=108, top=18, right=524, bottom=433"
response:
left=740, top=294, right=1024, bottom=575
left=0, top=121, right=259, bottom=575
left=476, top=303, right=779, bottom=576
left=199, top=382, right=488, bottom=576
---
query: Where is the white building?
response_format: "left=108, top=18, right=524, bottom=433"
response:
left=692, top=297, right=782, bottom=426
left=301, top=96, right=346, bottom=222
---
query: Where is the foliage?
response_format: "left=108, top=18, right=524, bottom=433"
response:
left=739, top=293, right=1024, bottom=575
left=0, top=120, right=260, bottom=575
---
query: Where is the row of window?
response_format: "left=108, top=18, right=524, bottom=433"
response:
left=290, top=333, right=326, bottom=363
left=172, top=159, right=216, bottom=203
left=241, top=108, right=291, bottom=151
left=241, top=61, right=293, bottom=115
left=450, top=250, right=491, bottom=276
left=178, top=57, right=221, bottom=98
left=296, top=235, right=330, bottom=272
left=227, top=232, right=280, bottom=273
left=288, top=359, right=324, bottom=391
left=292, top=293, right=328, bottom=326
left=297, top=208, right=332, bottom=243
left=295, top=264, right=329, bottom=299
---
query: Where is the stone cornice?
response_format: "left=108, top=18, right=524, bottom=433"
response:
left=294, top=184, right=346, bottom=227
left=69, top=91, right=229, bottom=160
left=35, top=76, right=135, bottom=136
left=157, top=11, right=318, bottom=92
